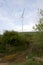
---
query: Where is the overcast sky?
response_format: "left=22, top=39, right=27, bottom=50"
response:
left=0, top=0, right=43, bottom=34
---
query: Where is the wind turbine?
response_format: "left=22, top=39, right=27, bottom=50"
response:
left=21, top=8, right=25, bottom=32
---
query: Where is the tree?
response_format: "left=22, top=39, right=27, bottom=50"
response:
left=33, top=9, right=43, bottom=53
left=33, top=9, right=43, bottom=32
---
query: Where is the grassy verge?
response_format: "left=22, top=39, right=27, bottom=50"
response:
left=8, top=59, right=43, bottom=65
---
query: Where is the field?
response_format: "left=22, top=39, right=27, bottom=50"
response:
left=0, top=31, right=43, bottom=65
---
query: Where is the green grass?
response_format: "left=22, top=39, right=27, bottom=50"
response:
left=8, top=59, right=43, bottom=65
left=25, top=60, right=43, bottom=65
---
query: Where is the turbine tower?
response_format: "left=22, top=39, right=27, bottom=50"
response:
left=21, top=8, right=25, bottom=32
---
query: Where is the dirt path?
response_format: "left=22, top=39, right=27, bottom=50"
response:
left=0, top=63, right=8, bottom=65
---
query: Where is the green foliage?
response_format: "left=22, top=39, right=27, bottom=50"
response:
left=8, top=59, right=43, bottom=65
left=33, top=9, right=43, bottom=54
left=0, top=31, right=32, bottom=54
left=33, top=19, right=43, bottom=31
left=25, top=60, right=43, bottom=65
left=0, top=29, right=43, bottom=57
left=33, top=9, right=43, bottom=32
